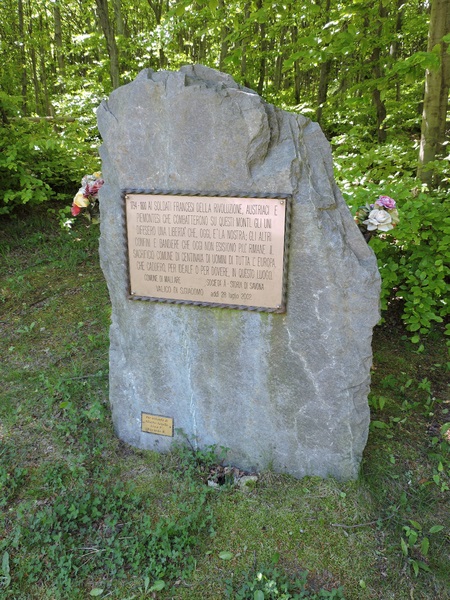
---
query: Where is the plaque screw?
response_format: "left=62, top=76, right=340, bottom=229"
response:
left=280, top=200, right=285, bottom=205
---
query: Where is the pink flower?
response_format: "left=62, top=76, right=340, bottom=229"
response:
left=375, top=195, right=396, bottom=210
left=84, top=179, right=104, bottom=198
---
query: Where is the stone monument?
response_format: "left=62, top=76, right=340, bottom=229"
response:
left=97, top=65, right=380, bottom=480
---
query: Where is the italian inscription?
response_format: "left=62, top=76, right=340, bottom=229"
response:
left=125, top=194, right=288, bottom=311
left=141, top=413, right=174, bottom=437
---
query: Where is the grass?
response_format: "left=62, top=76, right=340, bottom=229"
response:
left=0, top=205, right=449, bottom=599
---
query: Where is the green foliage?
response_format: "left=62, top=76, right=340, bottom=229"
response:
left=334, top=134, right=449, bottom=345
left=0, top=446, right=28, bottom=508
left=173, top=429, right=229, bottom=480
left=1, top=462, right=213, bottom=595
left=0, top=379, right=216, bottom=596
left=400, top=520, right=445, bottom=577
left=0, top=118, right=96, bottom=215
left=226, top=556, right=346, bottom=599
left=1, top=551, right=11, bottom=590
left=370, top=187, right=449, bottom=343
left=427, top=422, right=450, bottom=493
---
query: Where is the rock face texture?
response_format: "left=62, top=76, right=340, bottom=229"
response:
left=97, top=65, right=380, bottom=480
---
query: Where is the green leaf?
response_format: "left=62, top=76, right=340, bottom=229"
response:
left=418, top=560, right=431, bottom=572
left=421, top=537, right=430, bottom=557
left=429, top=525, right=444, bottom=534
left=254, top=591, right=265, bottom=600
left=149, top=580, right=166, bottom=592
left=370, top=420, right=388, bottom=429
left=440, top=422, right=450, bottom=436
left=271, top=551, right=280, bottom=565
left=2, top=552, right=10, bottom=576
left=401, top=537, right=409, bottom=556
left=175, top=3, right=185, bottom=16
left=89, top=590, right=104, bottom=597
left=409, top=531, right=418, bottom=546
left=219, top=551, right=233, bottom=560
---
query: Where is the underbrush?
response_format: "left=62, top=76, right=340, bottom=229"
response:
left=333, top=135, right=449, bottom=349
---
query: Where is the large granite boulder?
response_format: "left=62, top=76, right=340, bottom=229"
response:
left=97, top=65, right=380, bottom=480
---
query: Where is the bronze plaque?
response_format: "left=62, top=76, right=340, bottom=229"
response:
left=141, top=413, right=174, bottom=437
left=125, top=193, right=289, bottom=312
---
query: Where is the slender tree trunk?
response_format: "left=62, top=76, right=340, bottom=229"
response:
left=218, top=0, right=229, bottom=71
left=18, top=0, right=27, bottom=114
left=390, top=0, right=404, bottom=102
left=95, top=0, right=120, bottom=89
left=113, top=0, right=124, bottom=36
left=240, top=4, right=250, bottom=87
left=53, top=0, right=65, bottom=90
left=256, top=0, right=266, bottom=95
left=39, top=29, right=52, bottom=116
left=315, top=0, right=331, bottom=125
left=25, top=0, right=40, bottom=114
left=292, top=27, right=301, bottom=104
left=316, top=60, right=331, bottom=125
left=372, top=1, right=388, bottom=143
left=30, top=45, right=40, bottom=113
left=417, top=0, right=450, bottom=186
left=147, top=0, right=166, bottom=67
left=274, top=27, right=287, bottom=92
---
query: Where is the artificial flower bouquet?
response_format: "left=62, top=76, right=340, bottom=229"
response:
left=355, top=195, right=399, bottom=241
left=71, top=172, right=104, bottom=223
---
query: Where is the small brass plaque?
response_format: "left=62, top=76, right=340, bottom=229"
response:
left=141, top=413, right=174, bottom=437
left=125, top=193, right=289, bottom=311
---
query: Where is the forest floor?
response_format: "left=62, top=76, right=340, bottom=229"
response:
left=0, top=206, right=449, bottom=600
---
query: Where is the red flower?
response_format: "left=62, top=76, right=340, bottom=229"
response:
left=85, top=179, right=104, bottom=198
left=71, top=204, right=82, bottom=216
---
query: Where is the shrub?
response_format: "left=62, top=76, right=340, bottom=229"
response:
left=0, top=117, right=97, bottom=215
left=339, top=174, right=449, bottom=344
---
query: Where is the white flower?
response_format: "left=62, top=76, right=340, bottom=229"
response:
left=363, top=209, right=393, bottom=232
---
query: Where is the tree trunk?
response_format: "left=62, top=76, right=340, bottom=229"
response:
left=26, top=0, right=40, bottom=114
left=315, top=0, right=331, bottom=125
left=292, top=27, right=301, bottom=104
left=218, top=0, right=228, bottom=71
left=147, top=0, right=166, bottom=67
left=256, top=0, right=267, bottom=95
left=390, top=0, right=404, bottom=102
left=240, top=4, right=250, bottom=87
left=113, top=0, right=124, bottom=36
left=95, top=0, right=120, bottom=89
left=371, top=1, right=388, bottom=143
left=39, top=14, right=52, bottom=116
left=274, top=27, right=287, bottom=92
left=53, top=0, right=65, bottom=89
left=18, top=0, right=27, bottom=114
left=417, top=0, right=450, bottom=186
